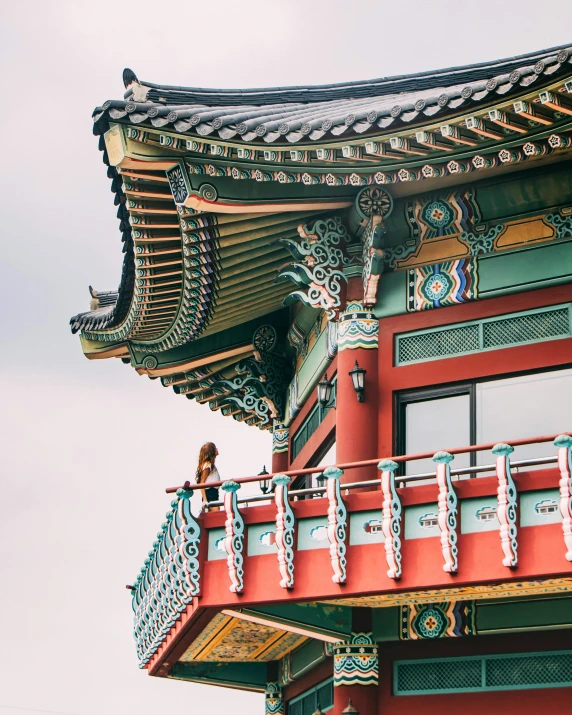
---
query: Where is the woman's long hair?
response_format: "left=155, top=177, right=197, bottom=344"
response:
left=196, top=442, right=217, bottom=481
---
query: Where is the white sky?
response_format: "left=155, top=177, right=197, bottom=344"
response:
left=0, top=2, right=570, bottom=714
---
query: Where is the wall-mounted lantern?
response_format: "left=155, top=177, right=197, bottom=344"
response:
left=349, top=360, right=367, bottom=402
left=258, top=465, right=270, bottom=494
left=317, top=372, right=336, bottom=411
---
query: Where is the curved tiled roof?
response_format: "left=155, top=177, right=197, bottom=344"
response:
left=93, top=44, right=572, bottom=144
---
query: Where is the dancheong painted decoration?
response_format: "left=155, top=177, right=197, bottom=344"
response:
left=71, top=44, right=572, bottom=715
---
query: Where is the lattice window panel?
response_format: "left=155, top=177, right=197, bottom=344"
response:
left=485, top=652, right=572, bottom=688
left=396, top=658, right=481, bottom=693
left=482, top=307, right=570, bottom=349
left=397, top=325, right=480, bottom=363
left=396, top=304, right=571, bottom=365
left=395, top=650, right=572, bottom=695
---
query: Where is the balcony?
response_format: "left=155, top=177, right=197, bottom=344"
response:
left=129, top=433, right=572, bottom=669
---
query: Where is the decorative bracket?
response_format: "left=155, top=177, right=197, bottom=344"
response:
left=555, top=435, right=572, bottom=562
left=212, top=325, right=291, bottom=429
left=221, top=481, right=245, bottom=593
left=324, top=466, right=348, bottom=584
left=362, top=217, right=386, bottom=307
left=493, top=443, right=518, bottom=568
left=277, top=216, right=349, bottom=320
left=273, top=475, right=295, bottom=589
left=377, top=459, right=402, bottom=579
left=433, top=451, right=458, bottom=573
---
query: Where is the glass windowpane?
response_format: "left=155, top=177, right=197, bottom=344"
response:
left=405, top=394, right=471, bottom=477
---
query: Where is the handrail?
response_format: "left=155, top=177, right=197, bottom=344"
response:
left=166, top=432, right=570, bottom=493
left=201, top=455, right=560, bottom=510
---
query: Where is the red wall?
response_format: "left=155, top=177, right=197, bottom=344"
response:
left=377, top=285, right=572, bottom=456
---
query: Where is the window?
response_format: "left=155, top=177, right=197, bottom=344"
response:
left=291, top=379, right=336, bottom=462
left=288, top=678, right=333, bottom=715
left=397, top=367, right=572, bottom=477
left=397, top=384, right=474, bottom=477
left=475, top=369, right=572, bottom=463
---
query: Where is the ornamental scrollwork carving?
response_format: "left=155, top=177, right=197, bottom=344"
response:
left=493, top=443, right=518, bottom=568
left=545, top=213, right=572, bottom=239
left=433, top=451, right=458, bottom=574
left=277, top=216, right=350, bottom=320
left=221, top=481, right=245, bottom=593
left=273, top=475, right=295, bottom=589
left=131, top=489, right=201, bottom=666
left=212, top=336, right=292, bottom=429
left=555, top=435, right=572, bottom=561
left=324, top=467, right=348, bottom=584
left=378, top=459, right=402, bottom=579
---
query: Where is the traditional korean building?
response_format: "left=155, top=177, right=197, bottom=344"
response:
left=71, top=43, right=572, bottom=715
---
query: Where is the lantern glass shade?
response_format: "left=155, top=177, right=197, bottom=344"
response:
left=317, top=373, right=334, bottom=407
left=316, top=473, right=326, bottom=489
left=349, top=361, right=366, bottom=401
left=258, top=465, right=270, bottom=494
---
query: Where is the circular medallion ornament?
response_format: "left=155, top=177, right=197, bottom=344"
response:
left=422, top=272, right=453, bottom=301
left=199, top=183, right=218, bottom=202
left=355, top=186, right=394, bottom=221
left=142, top=356, right=158, bottom=370
left=412, top=606, right=448, bottom=638
left=253, top=324, right=277, bottom=353
left=420, top=199, right=454, bottom=230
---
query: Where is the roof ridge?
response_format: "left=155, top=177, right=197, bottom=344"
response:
left=128, top=43, right=570, bottom=100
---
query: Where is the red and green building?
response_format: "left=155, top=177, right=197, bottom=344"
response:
left=71, top=43, right=572, bottom=715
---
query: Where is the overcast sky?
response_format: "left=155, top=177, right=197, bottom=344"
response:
left=0, top=2, right=570, bottom=714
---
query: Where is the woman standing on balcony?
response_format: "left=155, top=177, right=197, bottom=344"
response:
left=196, top=442, right=221, bottom=510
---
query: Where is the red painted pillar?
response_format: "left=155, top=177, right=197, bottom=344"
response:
left=333, top=609, right=378, bottom=715
left=271, top=421, right=290, bottom=473
left=336, top=282, right=379, bottom=485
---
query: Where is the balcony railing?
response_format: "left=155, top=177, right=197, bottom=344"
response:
left=130, top=433, right=571, bottom=666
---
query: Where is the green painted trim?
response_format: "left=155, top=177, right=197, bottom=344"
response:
left=372, top=606, right=401, bottom=642
left=520, top=489, right=561, bottom=527
left=207, top=527, right=226, bottom=560
left=404, top=503, right=440, bottom=540
left=477, top=596, right=572, bottom=634
left=349, top=510, right=384, bottom=545
left=479, top=240, right=572, bottom=297
left=256, top=603, right=352, bottom=637
left=297, top=517, right=330, bottom=551
left=394, top=649, right=572, bottom=695
left=169, top=661, right=267, bottom=690
left=247, top=522, right=278, bottom=556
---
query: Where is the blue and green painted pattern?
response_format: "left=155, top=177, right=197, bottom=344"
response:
left=338, top=301, right=379, bottom=350
left=400, top=601, right=476, bottom=640
left=407, top=258, right=478, bottom=311
left=333, top=632, right=378, bottom=687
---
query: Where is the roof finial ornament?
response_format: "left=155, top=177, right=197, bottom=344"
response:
left=123, top=68, right=138, bottom=89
